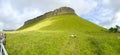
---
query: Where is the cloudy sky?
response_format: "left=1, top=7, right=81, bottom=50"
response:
left=0, top=0, right=120, bottom=30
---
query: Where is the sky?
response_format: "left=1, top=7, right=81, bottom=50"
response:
left=0, top=0, right=120, bottom=30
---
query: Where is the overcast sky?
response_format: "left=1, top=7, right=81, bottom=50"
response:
left=0, top=0, right=120, bottom=30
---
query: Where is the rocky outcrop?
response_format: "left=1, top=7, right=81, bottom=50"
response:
left=43, top=7, right=75, bottom=18
left=19, top=7, right=75, bottom=29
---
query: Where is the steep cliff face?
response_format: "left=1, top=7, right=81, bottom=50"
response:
left=19, top=7, right=75, bottom=29
left=44, top=7, right=75, bottom=18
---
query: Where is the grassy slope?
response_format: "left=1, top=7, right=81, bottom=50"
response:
left=6, top=13, right=120, bottom=55
left=19, top=13, right=103, bottom=32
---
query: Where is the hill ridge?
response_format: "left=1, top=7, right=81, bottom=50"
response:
left=19, top=7, right=75, bottom=30
left=19, top=6, right=104, bottom=32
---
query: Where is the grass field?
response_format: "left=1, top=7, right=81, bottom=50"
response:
left=5, top=13, right=120, bottom=55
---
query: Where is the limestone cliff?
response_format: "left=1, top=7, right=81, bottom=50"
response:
left=19, top=7, right=75, bottom=29
left=44, top=7, right=75, bottom=18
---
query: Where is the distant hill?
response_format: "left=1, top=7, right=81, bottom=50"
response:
left=19, top=7, right=103, bottom=32
left=19, top=7, right=75, bottom=30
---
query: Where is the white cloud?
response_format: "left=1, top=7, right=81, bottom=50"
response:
left=65, top=0, right=97, bottom=14
left=81, top=0, right=120, bottom=28
left=0, top=22, right=3, bottom=31
left=101, top=0, right=120, bottom=28
left=0, top=0, right=43, bottom=30
left=113, top=11, right=120, bottom=25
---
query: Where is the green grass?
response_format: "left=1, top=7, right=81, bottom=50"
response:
left=6, top=13, right=120, bottom=55
left=19, top=13, right=104, bottom=32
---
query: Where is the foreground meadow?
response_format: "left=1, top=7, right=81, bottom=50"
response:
left=6, top=30, right=120, bottom=55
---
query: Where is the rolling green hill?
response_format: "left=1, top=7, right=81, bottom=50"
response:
left=20, top=13, right=103, bottom=32
left=6, top=7, right=120, bottom=55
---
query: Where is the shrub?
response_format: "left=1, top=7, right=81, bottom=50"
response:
left=108, top=25, right=120, bottom=33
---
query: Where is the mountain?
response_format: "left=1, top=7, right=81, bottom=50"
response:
left=6, top=7, right=120, bottom=55
left=19, top=7, right=103, bottom=32
left=19, top=7, right=75, bottom=30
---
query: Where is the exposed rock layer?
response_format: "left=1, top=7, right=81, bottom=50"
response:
left=19, top=7, right=75, bottom=29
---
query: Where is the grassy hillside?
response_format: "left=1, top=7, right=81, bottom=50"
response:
left=19, top=13, right=103, bottom=32
left=6, top=13, right=120, bottom=55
